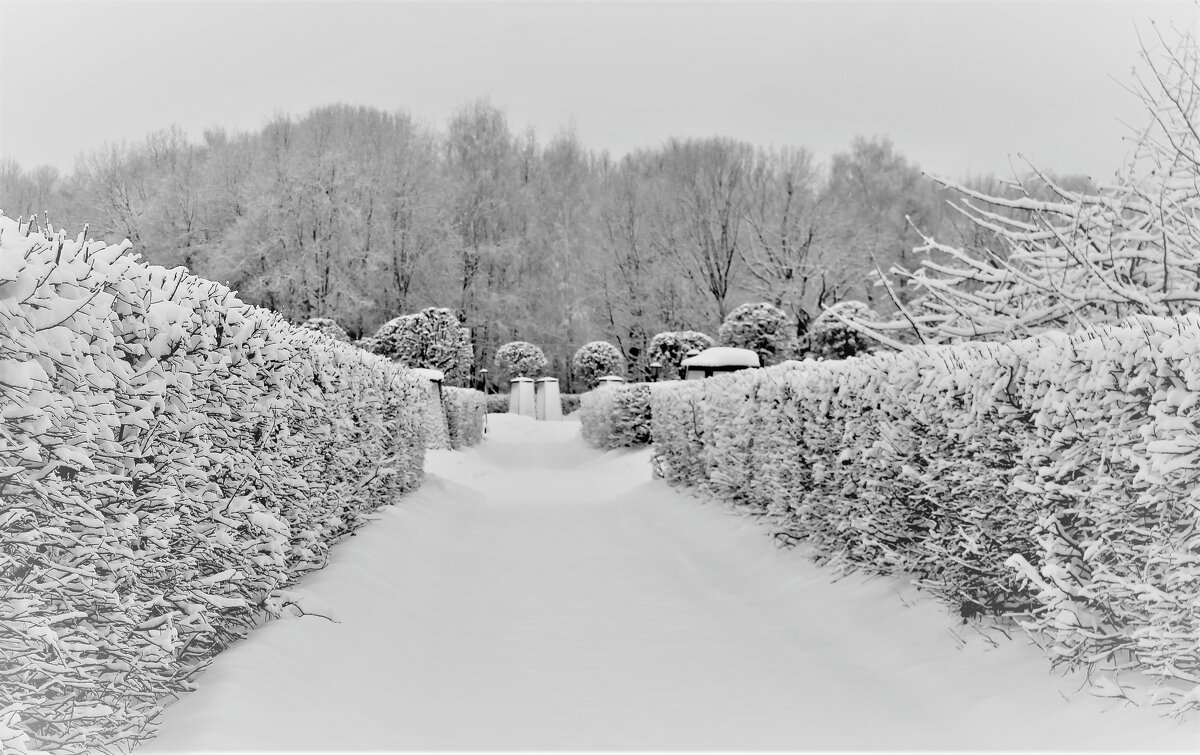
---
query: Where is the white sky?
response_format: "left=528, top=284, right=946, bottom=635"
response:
left=0, top=0, right=1195, bottom=181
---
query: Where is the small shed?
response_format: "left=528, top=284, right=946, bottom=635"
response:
left=680, top=347, right=761, bottom=381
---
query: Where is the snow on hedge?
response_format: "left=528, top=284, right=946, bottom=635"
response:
left=579, top=383, right=652, bottom=449
left=0, top=216, right=429, bottom=752
left=442, top=387, right=486, bottom=449
left=650, top=318, right=1200, bottom=714
left=297, top=316, right=350, bottom=342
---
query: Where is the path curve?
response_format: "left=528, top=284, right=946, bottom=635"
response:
left=142, top=414, right=1199, bottom=751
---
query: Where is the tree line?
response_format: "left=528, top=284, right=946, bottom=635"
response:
left=0, top=101, right=1089, bottom=384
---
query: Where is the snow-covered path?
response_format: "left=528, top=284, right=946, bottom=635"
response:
left=142, top=415, right=1199, bottom=751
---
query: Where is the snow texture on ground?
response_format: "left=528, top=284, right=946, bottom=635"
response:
left=140, top=414, right=1200, bottom=752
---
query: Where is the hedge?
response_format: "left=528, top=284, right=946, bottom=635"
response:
left=442, top=387, right=486, bottom=449
left=650, top=318, right=1200, bottom=714
left=0, top=217, right=428, bottom=752
left=579, top=383, right=652, bottom=449
left=484, top=392, right=581, bottom=416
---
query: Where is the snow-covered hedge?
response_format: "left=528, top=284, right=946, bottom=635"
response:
left=651, top=318, right=1200, bottom=713
left=0, top=217, right=428, bottom=752
left=442, top=387, right=486, bottom=449
left=485, top=393, right=510, bottom=414
left=579, top=383, right=652, bottom=449
left=560, top=393, right=581, bottom=415
left=298, top=316, right=350, bottom=342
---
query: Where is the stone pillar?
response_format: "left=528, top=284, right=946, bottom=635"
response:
left=535, top=378, right=562, bottom=421
left=508, top=377, right=536, bottom=418
left=596, top=375, right=626, bottom=388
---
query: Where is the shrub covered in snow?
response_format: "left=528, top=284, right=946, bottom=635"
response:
left=0, top=215, right=428, bottom=752
left=411, top=370, right=451, bottom=450
left=651, top=317, right=1200, bottom=713
left=298, top=316, right=351, bottom=342
left=580, top=383, right=652, bottom=449
left=372, top=307, right=473, bottom=386
left=442, top=387, right=486, bottom=449
left=807, top=300, right=878, bottom=359
left=485, top=393, right=510, bottom=413
left=494, top=341, right=547, bottom=383
left=559, top=393, right=581, bottom=415
left=646, top=330, right=715, bottom=380
left=718, top=302, right=792, bottom=366
left=572, top=341, right=625, bottom=388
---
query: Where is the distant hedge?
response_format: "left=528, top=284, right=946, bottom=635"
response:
left=0, top=216, right=429, bottom=752
left=579, top=384, right=652, bottom=449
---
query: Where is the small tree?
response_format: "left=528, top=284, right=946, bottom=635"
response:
left=373, top=307, right=473, bottom=386
left=298, top=317, right=350, bottom=342
left=808, top=300, right=878, bottom=359
left=718, top=302, right=791, bottom=366
left=646, top=330, right=715, bottom=380
left=572, top=341, right=625, bottom=388
left=494, top=341, right=547, bottom=383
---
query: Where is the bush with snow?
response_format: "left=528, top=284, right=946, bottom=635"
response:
left=560, top=393, right=582, bottom=415
left=0, top=215, right=428, bottom=752
left=807, top=300, right=878, bottom=359
left=580, top=383, right=652, bottom=449
left=372, top=308, right=473, bottom=386
left=572, top=341, right=625, bottom=388
left=485, top=393, right=510, bottom=413
left=298, top=316, right=351, bottom=342
left=494, top=341, right=547, bottom=383
left=651, top=317, right=1200, bottom=714
left=718, top=302, right=792, bottom=366
left=442, top=386, right=486, bottom=449
left=646, top=330, right=715, bottom=380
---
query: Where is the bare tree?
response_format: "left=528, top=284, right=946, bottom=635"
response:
left=844, top=28, right=1200, bottom=346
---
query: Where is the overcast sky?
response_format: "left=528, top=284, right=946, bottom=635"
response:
left=1, top=0, right=1195, bottom=181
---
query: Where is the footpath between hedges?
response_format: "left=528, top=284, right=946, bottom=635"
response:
left=141, top=415, right=1198, bottom=751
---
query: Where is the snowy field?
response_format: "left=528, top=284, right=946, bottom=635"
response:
left=139, top=414, right=1199, bottom=752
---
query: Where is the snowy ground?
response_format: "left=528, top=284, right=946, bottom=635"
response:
left=139, top=414, right=1199, bottom=752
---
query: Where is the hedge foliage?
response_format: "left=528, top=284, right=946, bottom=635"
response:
left=649, top=318, right=1200, bottom=713
left=0, top=217, right=429, bottom=752
left=442, top=387, right=486, bottom=449
left=579, top=384, right=652, bottom=449
left=297, top=317, right=351, bottom=343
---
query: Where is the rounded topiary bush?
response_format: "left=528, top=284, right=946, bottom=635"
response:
left=494, top=341, right=547, bottom=383
left=298, top=317, right=350, bottom=342
left=647, top=330, right=715, bottom=380
left=572, top=341, right=625, bottom=388
left=718, top=302, right=791, bottom=366
left=808, top=300, right=878, bottom=360
left=373, top=307, right=473, bottom=386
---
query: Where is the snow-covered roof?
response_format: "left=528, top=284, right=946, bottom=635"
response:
left=410, top=368, right=445, bottom=382
left=681, top=347, right=761, bottom=368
